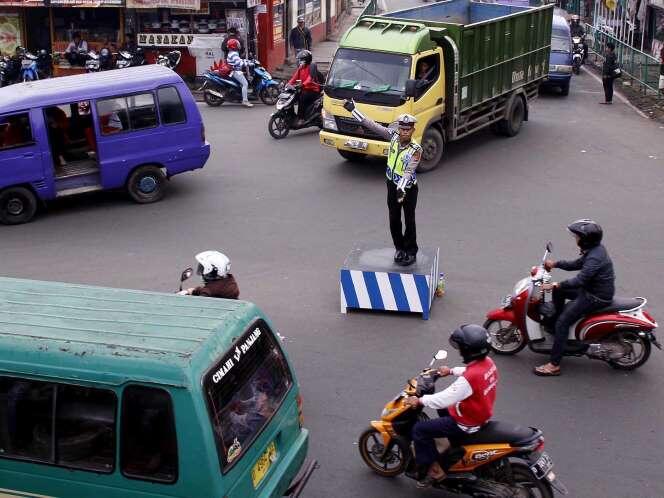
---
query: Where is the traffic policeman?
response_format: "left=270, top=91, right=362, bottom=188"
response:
left=343, top=99, right=422, bottom=266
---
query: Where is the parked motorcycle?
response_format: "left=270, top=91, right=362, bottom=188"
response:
left=157, top=50, right=182, bottom=70
left=201, top=58, right=280, bottom=107
left=116, top=47, right=145, bottom=69
left=268, top=83, right=323, bottom=139
left=0, top=55, right=20, bottom=86
left=19, top=50, right=39, bottom=82
left=85, top=48, right=114, bottom=73
left=485, top=242, right=660, bottom=370
left=36, top=49, right=52, bottom=79
left=358, top=349, right=568, bottom=497
left=571, top=36, right=584, bottom=75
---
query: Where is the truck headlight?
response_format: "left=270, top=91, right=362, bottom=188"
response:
left=322, top=109, right=338, bottom=131
left=552, top=65, right=573, bottom=74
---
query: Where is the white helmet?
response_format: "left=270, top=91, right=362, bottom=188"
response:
left=397, top=114, right=417, bottom=128
left=195, top=251, right=231, bottom=280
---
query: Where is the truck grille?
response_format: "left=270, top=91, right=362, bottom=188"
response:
left=335, top=117, right=389, bottom=140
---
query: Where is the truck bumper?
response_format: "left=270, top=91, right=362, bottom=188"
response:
left=319, top=130, right=389, bottom=158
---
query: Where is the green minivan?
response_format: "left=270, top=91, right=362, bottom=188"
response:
left=0, top=277, right=315, bottom=497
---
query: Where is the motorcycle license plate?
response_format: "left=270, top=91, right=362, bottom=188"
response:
left=21, top=60, right=32, bottom=69
left=530, top=452, right=554, bottom=479
left=344, top=139, right=368, bottom=151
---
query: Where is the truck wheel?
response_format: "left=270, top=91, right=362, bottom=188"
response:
left=500, top=96, right=525, bottom=137
left=127, top=165, right=167, bottom=204
left=338, top=150, right=366, bottom=162
left=0, top=187, right=38, bottom=225
left=418, top=127, right=444, bottom=172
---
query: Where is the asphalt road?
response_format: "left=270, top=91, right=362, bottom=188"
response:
left=3, top=59, right=664, bottom=497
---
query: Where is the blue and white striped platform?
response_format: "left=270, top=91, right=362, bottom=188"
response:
left=340, top=246, right=440, bottom=320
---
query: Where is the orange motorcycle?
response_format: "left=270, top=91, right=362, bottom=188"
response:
left=358, top=350, right=568, bottom=497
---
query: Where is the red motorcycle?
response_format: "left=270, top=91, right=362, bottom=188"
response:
left=485, top=243, right=660, bottom=370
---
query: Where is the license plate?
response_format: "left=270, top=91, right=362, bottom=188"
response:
left=501, top=295, right=512, bottom=308
left=344, top=139, right=368, bottom=151
left=22, top=61, right=32, bottom=68
left=251, top=440, right=278, bottom=488
left=530, top=452, right=554, bottom=479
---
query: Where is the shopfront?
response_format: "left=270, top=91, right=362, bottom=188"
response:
left=646, top=1, right=664, bottom=58
left=0, top=5, right=24, bottom=56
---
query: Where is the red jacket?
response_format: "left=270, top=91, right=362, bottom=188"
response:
left=288, top=64, right=321, bottom=93
left=449, top=357, right=498, bottom=428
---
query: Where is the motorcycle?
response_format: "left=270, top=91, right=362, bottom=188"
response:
left=85, top=48, right=114, bottom=73
left=116, top=47, right=145, bottom=69
left=0, top=55, right=20, bottom=86
left=485, top=242, right=660, bottom=370
left=359, top=349, right=568, bottom=497
left=157, top=50, right=182, bottom=70
left=36, top=49, right=52, bottom=79
left=268, top=83, right=323, bottom=139
left=201, top=57, right=280, bottom=107
left=571, top=36, right=584, bottom=75
left=19, top=50, right=39, bottom=82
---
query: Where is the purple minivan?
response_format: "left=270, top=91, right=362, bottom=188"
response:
left=0, top=65, right=210, bottom=224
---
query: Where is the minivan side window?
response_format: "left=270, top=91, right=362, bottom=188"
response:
left=158, top=86, right=187, bottom=125
left=121, top=385, right=178, bottom=483
left=97, top=93, right=158, bottom=135
left=0, top=113, right=33, bottom=150
left=0, top=377, right=117, bottom=473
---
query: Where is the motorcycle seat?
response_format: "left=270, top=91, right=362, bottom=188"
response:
left=451, top=420, right=537, bottom=446
left=594, top=296, right=645, bottom=314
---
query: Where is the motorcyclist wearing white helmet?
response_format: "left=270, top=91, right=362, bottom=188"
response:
left=343, top=99, right=422, bottom=266
left=180, top=251, right=240, bottom=299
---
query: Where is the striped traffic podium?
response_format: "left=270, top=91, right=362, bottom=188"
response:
left=340, top=246, right=440, bottom=320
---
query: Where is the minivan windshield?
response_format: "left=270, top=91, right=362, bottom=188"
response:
left=326, top=48, right=411, bottom=106
left=551, top=35, right=571, bottom=53
left=204, top=320, right=292, bottom=471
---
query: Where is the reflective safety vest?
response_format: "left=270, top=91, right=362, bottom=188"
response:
left=385, top=134, right=421, bottom=187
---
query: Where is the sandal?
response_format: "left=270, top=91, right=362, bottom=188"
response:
left=534, top=364, right=561, bottom=376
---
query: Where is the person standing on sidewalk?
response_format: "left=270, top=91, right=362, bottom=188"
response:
left=289, top=17, right=312, bottom=61
left=343, top=99, right=422, bottom=266
left=601, top=42, right=619, bottom=104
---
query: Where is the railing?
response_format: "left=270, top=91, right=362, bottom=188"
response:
left=586, top=23, right=662, bottom=95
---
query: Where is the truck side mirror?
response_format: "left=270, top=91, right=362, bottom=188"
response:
left=405, top=79, right=418, bottom=98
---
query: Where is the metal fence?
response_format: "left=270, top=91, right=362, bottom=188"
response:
left=586, top=23, right=662, bottom=95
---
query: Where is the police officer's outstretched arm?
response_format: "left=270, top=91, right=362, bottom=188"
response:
left=343, top=99, right=392, bottom=141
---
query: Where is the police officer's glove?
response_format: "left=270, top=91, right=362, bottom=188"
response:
left=343, top=99, right=355, bottom=113
left=397, top=187, right=406, bottom=203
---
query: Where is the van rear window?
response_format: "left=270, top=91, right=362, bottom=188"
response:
left=204, top=320, right=293, bottom=471
left=158, top=86, right=187, bottom=125
left=0, top=113, right=33, bottom=150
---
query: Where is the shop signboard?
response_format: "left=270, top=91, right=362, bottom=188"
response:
left=173, top=0, right=210, bottom=14
left=127, top=0, right=201, bottom=9
left=137, top=32, right=223, bottom=47
left=0, top=0, right=44, bottom=6
left=247, top=0, right=260, bottom=7
left=0, top=14, right=22, bottom=54
left=49, top=0, right=122, bottom=5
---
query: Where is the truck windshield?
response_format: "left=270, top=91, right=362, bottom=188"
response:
left=551, top=35, right=571, bottom=53
left=326, top=48, right=411, bottom=106
left=204, top=320, right=293, bottom=472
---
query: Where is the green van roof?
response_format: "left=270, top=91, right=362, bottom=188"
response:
left=339, top=17, right=439, bottom=54
left=0, top=277, right=260, bottom=388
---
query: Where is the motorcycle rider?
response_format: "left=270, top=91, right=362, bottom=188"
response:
left=404, top=324, right=498, bottom=488
left=226, top=38, right=253, bottom=108
left=179, top=251, right=240, bottom=299
left=287, top=50, right=321, bottom=125
left=570, top=15, right=588, bottom=62
left=343, top=100, right=422, bottom=266
left=535, top=219, right=615, bottom=376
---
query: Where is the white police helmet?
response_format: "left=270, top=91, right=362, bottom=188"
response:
left=397, top=114, right=417, bottom=128
left=195, top=251, right=231, bottom=280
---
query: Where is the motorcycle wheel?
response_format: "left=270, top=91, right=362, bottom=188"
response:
left=573, top=65, right=580, bottom=75
left=358, top=427, right=409, bottom=477
left=606, top=330, right=651, bottom=370
left=484, top=319, right=527, bottom=355
left=268, top=113, right=290, bottom=139
left=505, top=462, right=554, bottom=498
left=203, top=90, right=224, bottom=107
left=260, top=85, right=280, bottom=106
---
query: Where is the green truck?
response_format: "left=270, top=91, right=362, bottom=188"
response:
left=320, top=0, right=554, bottom=171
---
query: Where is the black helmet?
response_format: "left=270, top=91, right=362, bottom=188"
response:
left=567, top=219, right=603, bottom=249
left=449, top=324, right=490, bottom=364
left=296, top=50, right=312, bottom=65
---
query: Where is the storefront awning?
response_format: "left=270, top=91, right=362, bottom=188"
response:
left=127, top=0, right=200, bottom=9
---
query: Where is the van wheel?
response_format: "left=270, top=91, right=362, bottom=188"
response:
left=338, top=150, right=366, bottom=162
left=204, top=90, right=224, bottom=107
left=499, top=96, right=525, bottom=137
left=127, top=166, right=167, bottom=204
left=418, top=127, right=444, bottom=172
left=0, top=187, right=38, bottom=225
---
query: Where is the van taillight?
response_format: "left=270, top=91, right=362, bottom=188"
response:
left=201, top=123, right=206, bottom=142
left=297, top=393, right=304, bottom=427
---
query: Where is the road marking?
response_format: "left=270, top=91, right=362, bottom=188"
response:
left=581, top=66, right=649, bottom=119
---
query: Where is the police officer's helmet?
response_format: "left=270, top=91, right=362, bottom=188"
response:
left=450, top=324, right=490, bottom=364
left=570, top=14, right=580, bottom=23
left=397, top=114, right=417, bottom=129
left=567, top=219, right=603, bottom=249
left=296, top=50, right=313, bottom=65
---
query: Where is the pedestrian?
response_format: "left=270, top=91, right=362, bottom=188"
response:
left=343, top=100, right=422, bottom=266
left=64, top=32, right=88, bottom=67
left=600, top=42, right=619, bottom=104
left=289, top=16, right=312, bottom=61
left=222, top=27, right=243, bottom=58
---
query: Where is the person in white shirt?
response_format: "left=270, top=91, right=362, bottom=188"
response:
left=65, top=32, right=88, bottom=66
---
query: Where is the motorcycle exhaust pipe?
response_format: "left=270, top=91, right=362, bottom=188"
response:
left=205, top=89, right=223, bottom=99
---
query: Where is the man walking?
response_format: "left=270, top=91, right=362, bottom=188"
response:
left=289, top=17, right=312, bottom=60
left=601, top=42, right=619, bottom=104
left=343, top=99, right=422, bottom=266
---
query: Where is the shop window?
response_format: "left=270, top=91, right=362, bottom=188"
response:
left=0, top=377, right=117, bottom=473
left=157, top=87, right=187, bottom=125
left=121, top=385, right=178, bottom=483
left=0, top=113, right=34, bottom=151
left=414, top=54, right=440, bottom=100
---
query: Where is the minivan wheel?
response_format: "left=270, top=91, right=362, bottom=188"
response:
left=127, top=166, right=167, bottom=204
left=0, top=187, right=38, bottom=225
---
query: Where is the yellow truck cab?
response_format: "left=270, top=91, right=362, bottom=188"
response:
left=320, top=0, right=553, bottom=171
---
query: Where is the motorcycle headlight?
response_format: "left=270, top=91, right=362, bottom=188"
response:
left=322, top=109, right=338, bottom=131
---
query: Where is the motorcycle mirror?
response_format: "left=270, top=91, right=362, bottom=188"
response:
left=179, top=267, right=193, bottom=291
left=429, top=349, right=448, bottom=366
left=546, top=241, right=554, bottom=253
